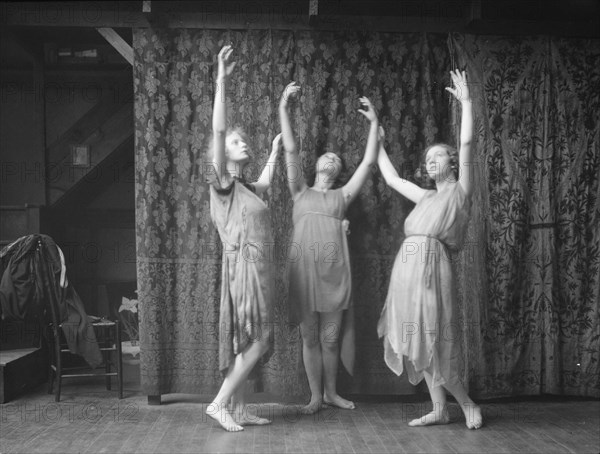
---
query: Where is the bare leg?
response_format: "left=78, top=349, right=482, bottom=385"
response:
left=321, top=311, right=354, bottom=410
left=443, top=382, right=483, bottom=429
left=409, top=371, right=450, bottom=427
left=206, top=338, right=269, bottom=432
left=231, top=386, right=271, bottom=426
left=299, top=313, right=323, bottom=414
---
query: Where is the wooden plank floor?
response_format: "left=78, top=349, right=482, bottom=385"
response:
left=0, top=383, right=598, bottom=453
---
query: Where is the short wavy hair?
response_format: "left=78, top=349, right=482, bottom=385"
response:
left=206, top=126, right=250, bottom=161
left=414, top=143, right=459, bottom=189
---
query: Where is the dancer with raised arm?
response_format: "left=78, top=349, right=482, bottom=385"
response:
left=205, top=45, right=282, bottom=432
left=377, top=70, right=483, bottom=429
left=279, top=81, right=379, bottom=414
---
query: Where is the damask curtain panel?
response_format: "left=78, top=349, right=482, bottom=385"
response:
left=450, top=34, right=600, bottom=397
left=133, top=29, right=304, bottom=397
left=133, top=28, right=455, bottom=397
left=133, top=28, right=599, bottom=399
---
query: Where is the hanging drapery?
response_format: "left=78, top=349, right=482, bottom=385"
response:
left=133, top=29, right=303, bottom=397
left=133, top=28, right=599, bottom=399
left=133, top=29, right=452, bottom=397
left=450, top=34, right=600, bottom=397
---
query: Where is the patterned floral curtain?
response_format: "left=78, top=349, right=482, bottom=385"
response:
left=133, top=28, right=599, bottom=399
left=450, top=34, right=600, bottom=397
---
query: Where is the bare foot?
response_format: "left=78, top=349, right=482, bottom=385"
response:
left=233, top=409, right=272, bottom=426
left=205, top=403, right=244, bottom=432
left=464, top=404, right=483, bottom=429
left=408, top=408, right=450, bottom=427
left=300, top=399, right=323, bottom=415
left=323, top=393, right=355, bottom=410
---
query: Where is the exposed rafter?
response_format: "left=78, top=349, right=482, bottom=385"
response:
left=2, top=2, right=598, bottom=37
left=96, top=28, right=133, bottom=66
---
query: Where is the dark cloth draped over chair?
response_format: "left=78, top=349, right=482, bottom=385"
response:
left=0, top=234, right=102, bottom=368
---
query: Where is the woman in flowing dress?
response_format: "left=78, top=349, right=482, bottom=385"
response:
left=377, top=70, right=483, bottom=429
left=205, top=45, right=282, bottom=432
left=279, top=81, right=379, bottom=414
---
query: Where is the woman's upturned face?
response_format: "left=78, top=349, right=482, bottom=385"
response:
left=425, top=145, right=452, bottom=180
left=225, top=131, right=250, bottom=164
left=316, top=152, right=342, bottom=182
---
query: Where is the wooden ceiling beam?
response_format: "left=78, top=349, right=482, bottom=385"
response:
left=96, top=28, right=133, bottom=66
left=1, top=2, right=148, bottom=27
left=2, top=2, right=598, bottom=37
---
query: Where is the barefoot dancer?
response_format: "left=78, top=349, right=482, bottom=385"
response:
left=377, top=70, right=483, bottom=429
left=279, top=81, right=379, bottom=414
left=205, top=45, right=282, bottom=432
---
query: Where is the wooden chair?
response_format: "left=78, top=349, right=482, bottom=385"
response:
left=47, top=316, right=123, bottom=402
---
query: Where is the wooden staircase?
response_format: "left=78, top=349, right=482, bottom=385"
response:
left=47, top=96, right=134, bottom=207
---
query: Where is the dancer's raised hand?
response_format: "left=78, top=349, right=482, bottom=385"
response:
left=445, top=70, right=470, bottom=103
left=280, top=81, right=301, bottom=108
left=358, top=97, right=377, bottom=122
left=217, top=45, right=236, bottom=79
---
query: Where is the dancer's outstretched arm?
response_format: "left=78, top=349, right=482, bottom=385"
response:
left=377, top=127, right=427, bottom=204
left=279, top=82, right=307, bottom=197
left=212, top=45, right=236, bottom=187
left=253, top=133, right=282, bottom=195
left=445, top=69, right=473, bottom=197
left=342, top=97, right=379, bottom=204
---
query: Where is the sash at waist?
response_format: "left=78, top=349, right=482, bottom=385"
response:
left=403, top=234, right=450, bottom=250
left=296, top=210, right=343, bottom=222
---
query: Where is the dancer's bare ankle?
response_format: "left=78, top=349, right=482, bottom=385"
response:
left=323, top=392, right=355, bottom=410
left=408, top=406, right=450, bottom=427
left=300, top=397, right=323, bottom=415
left=206, top=402, right=244, bottom=432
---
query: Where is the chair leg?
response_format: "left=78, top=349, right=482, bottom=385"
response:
left=55, top=375, right=61, bottom=402
left=55, top=355, right=62, bottom=402
left=47, top=367, right=55, bottom=394
left=105, top=344, right=112, bottom=391
left=54, top=328, right=62, bottom=402
left=48, top=326, right=56, bottom=394
left=116, top=321, right=123, bottom=399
